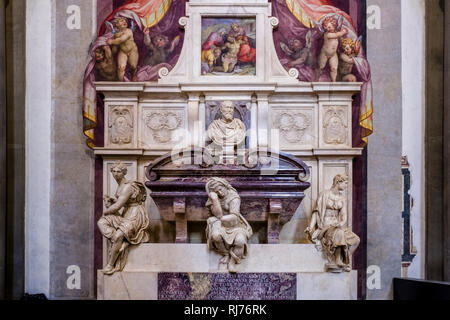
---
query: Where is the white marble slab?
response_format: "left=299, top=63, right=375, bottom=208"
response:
left=98, top=271, right=158, bottom=300
left=297, top=271, right=358, bottom=300
left=124, top=244, right=327, bottom=273
left=98, top=270, right=358, bottom=300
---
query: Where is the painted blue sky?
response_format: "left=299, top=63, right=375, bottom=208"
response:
left=202, top=17, right=255, bottom=28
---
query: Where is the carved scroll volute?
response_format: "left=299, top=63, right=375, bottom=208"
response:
left=108, top=106, right=134, bottom=146
left=269, top=16, right=279, bottom=29
left=147, top=170, right=158, bottom=182
left=178, top=16, right=188, bottom=28
left=298, top=169, right=310, bottom=183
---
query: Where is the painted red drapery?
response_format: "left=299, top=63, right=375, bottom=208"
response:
left=99, top=0, right=172, bottom=35
left=237, top=37, right=256, bottom=64
left=85, top=0, right=180, bottom=148
left=285, top=0, right=355, bottom=30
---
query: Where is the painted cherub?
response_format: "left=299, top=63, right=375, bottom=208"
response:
left=201, top=46, right=223, bottom=74
left=316, top=15, right=348, bottom=82
left=143, top=28, right=180, bottom=66
left=339, top=38, right=361, bottom=82
left=94, top=45, right=117, bottom=81
left=106, top=17, right=139, bottom=81
left=228, top=22, right=246, bottom=38
left=280, top=30, right=315, bottom=68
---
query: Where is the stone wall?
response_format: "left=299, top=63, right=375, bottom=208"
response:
left=366, top=0, right=403, bottom=299
left=0, top=0, right=6, bottom=300
left=425, top=0, right=445, bottom=281
left=401, top=0, right=426, bottom=279
left=25, top=0, right=97, bottom=299
left=6, top=0, right=26, bottom=300
left=50, top=0, right=97, bottom=299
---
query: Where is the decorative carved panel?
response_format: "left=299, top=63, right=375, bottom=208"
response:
left=322, top=106, right=348, bottom=146
left=145, top=111, right=182, bottom=143
left=274, top=111, right=312, bottom=143
left=271, top=107, right=316, bottom=150
left=108, top=106, right=134, bottom=146
left=141, top=108, right=186, bottom=150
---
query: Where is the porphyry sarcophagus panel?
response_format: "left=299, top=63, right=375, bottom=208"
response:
left=158, top=273, right=297, bottom=300
left=145, top=148, right=310, bottom=224
left=145, top=148, right=311, bottom=243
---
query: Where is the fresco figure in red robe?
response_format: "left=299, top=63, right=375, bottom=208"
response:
left=229, top=23, right=256, bottom=64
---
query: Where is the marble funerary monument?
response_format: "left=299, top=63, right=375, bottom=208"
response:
left=94, top=0, right=363, bottom=300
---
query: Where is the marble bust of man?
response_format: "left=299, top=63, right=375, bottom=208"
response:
left=207, top=100, right=247, bottom=149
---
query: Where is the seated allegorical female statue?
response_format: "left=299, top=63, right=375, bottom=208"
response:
left=305, top=174, right=360, bottom=273
left=205, top=177, right=253, bottom=273
left=97, top=161, right=150, bottom=275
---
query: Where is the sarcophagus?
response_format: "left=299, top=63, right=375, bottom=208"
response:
left=145, top=148, right=310, bottom=244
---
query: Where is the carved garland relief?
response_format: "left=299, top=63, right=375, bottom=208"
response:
left=144, top=110, right=183, bottom=144
left=274, top=111, right=312, bottom=144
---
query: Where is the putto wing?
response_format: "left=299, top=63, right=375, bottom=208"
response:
left=280, top=42, right=293, bottom=56
left=305, top=30, right=312, bottom=48
left=355, top=35, right=363, bottom=55
left=105, top=21, right=117, bottom=34
left=130, top=20, right=136, bottom=32
left=313, top=19, right=324, bottom=33
left=337, top=15, right=343, bottom=31
left=170, top=35, right=181, bottom=52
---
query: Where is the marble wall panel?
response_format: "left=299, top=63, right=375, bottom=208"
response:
left=102, top=159, right=138, bottom=197
left=280, top=158, right=318, bottom=244
left=105, top=103, right=137, bottom=148
left=319, top=104, right=352, bottom=149
left=319, top=159, right=353, bottom=228
left=297, top=271, right=357, bottom=300
left=140, top=105, right=187, bottom=150
left=270, top=105, right=317, bottom=150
